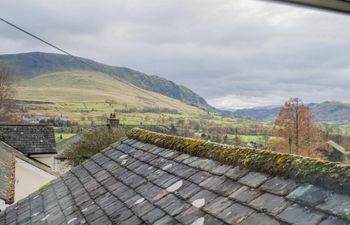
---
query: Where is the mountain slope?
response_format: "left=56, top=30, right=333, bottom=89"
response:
left=15, top=70, right=202, bottom=114
left=232, top=106, right=280, bottom=122
left=0, top=52, right=211, bottom=110
left=232, top=101, right=350, bottom=122
left=312, top=101, right=350, bottom=121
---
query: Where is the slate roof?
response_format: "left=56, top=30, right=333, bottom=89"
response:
left=327, top=140, right=349, bottom=154
left=0, top=142, right=16, bottom=204
left=0, top=128, right=349, bottom=225
left=0, top=124, right=56, bottom=155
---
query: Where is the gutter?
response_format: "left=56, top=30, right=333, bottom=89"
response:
left=264, top=0, right=350, bottom=14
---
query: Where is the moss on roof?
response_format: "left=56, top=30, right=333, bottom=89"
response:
left=128, top=128, right=350, bottom=195
left=38, top=182, right=51, bottom=193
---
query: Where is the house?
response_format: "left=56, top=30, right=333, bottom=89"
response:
left=0, top=128, right=349, bottom=224
left=0, top=141, right=57, bottom=211
left=0, top=124, right=58, bottom=170
left=316, top=140, right=350, bottom=162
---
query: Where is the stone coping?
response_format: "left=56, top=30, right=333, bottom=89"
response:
left=127, top=128, right=350, bottom=195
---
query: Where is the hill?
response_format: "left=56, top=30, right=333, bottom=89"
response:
left=232, top=101, right=350, bottom=123
left=15, top=70, right=202, bottom=115
left=311, top=101, right=350, bottom=121
left=0, top=52, right=212, bottom=110
left=232, top=105, right=280, bottom=122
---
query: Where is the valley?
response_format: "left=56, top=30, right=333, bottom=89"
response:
left=2, top=52, right=350, bottom=151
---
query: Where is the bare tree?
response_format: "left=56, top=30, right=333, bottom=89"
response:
left=0, top=63, right=16, bottom=122
left=270, top=98, right=324, bottom=158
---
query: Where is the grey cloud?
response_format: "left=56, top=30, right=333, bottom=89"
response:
left=1, top=0, right=350, bottom=108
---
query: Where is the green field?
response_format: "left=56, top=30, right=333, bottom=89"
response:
left=55, top=133, right=76, bottom=140
left=227, top=134, right=279, bottom=144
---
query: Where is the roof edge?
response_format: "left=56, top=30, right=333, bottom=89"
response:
left=127, top=128, right=350, bottom=195
left=7, top=152, right=16, bottom=204
left=266, top=0, right=350, bottom=14
left=16, top=152, right=59, bottom=177
left=0, top=123, right=54, bottom=127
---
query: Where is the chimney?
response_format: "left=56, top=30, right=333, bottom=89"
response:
left=107, top=113, right=119, bottom=129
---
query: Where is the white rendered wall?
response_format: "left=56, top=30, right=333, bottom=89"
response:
left=30, top=154, right=55, bottom=169
left=14, top=158, right=56, bottom=202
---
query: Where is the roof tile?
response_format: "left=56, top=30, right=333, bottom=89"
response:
left=249, top=193, right=291, bottom=215
left=175, top=207, right=204, bottom=224
left=238, top=172, right=270, bottom=188
left=173, top=153, right=191, bottom=163
left=217, top=203, right=254, bottom=224
left=239, top=213, right=281, bottom=225
left=154, top=215, right=180, bottom=225
left=188, top=171, right=212, bottom=184
left=287, top=184, right=332, bottom=207
left=225, top=166, right=249, bottom=180
left=177, top=182, right=201, bottom=200
left=189, top=189, right=218, bottom=206
left=317, top=193, right=350, bottom=219
left=212, top=178, right=242, bottom=196
left=210, top=164, right=232, bottom=175
left=319, top=216, right=350, bottom=225
left=277, top=204, right=326, bottom=225
left=229, top=185, right=263, bottom=203
left=260, top=177, right=298, bottom=196
left=199, top=175, right=226, bottom=190
left=202, top=196, right=234, bottom=215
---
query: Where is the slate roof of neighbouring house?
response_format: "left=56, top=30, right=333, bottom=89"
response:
left=327, top=140, right=349, bottom=154
left=0, top=142, right=16, bottom=204
left=0, top=128, right=349, bottom=225
left=0, top=124, right=56, bottom=155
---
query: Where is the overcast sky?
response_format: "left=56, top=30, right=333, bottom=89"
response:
left=1, top=0, right=350, bottom=109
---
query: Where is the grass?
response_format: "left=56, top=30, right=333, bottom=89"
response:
left=55, top=133, right=76, bottom=140
left=227, top=134, right=279, bottom=144
left=15, top=70, right=203, bottom=117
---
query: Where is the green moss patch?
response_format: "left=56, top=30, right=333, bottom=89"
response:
left=128, top=128, right=350, bottom=195
left=38, top=182, right=51, bottom=192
